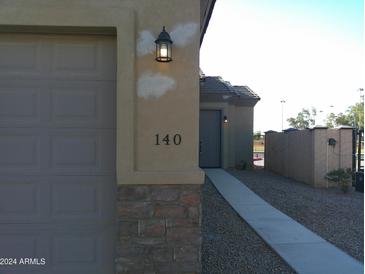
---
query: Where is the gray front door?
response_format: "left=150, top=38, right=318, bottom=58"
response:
left=0, top=34, right=116, bottom=274
left=199, top=110, right=222, bottom=167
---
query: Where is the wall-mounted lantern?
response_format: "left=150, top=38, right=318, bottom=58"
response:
left=155, top=26, right=173, bottom=62
left=223, top=115, right=228, bottom=124
left=328, top=138, right=336, bottom=146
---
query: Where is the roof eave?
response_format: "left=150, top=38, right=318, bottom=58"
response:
left=200, top=0, right=216, bottom=45
left=200, top=93, right=260, bottom=107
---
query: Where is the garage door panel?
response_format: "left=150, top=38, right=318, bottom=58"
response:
left=0, top=81, right=46, bottom=128
left=50, top=225, right=115, bottom=274
left=49, top=37, right=116, bottom=81
left=0, top=234, right=48, bottom=274
left=0, top=88, right=40, bottom=121
left=0, top=135, right=38, bottom=165
left=0, top=34, right=116, bottom=274
left=0, top=182, right=38, bottom=215
left=0, top=129, right=46, bottom=174
left=1, top=266, right=48, bottom=274
left=0, top=81, right=115, bottom=128
left=49, top=82, right=116, bottom=128
left=49, top=129, right=115, bottom=174
left=0, top=177, right=48, bottom=223
left=0, top=35, right=115, bottom=82
left=50, top=177, right=116, bottom=222
left=52, top=183, right=99, bottom=217
left=0, top=234, right=41, bottom=258
left=53, top=236, right=97, bottom=264
left=0, top=176, right=115, bottom=224
left=0, top=130, right=114, bottom=175
left=0, top=224, right=115, bottom=274
left=0, top=36, right=43, bottom=78
left=51, top=88, right=98, bottom=120
left=0, top=132, right=40, bottom=170
left=0, top=226, right=50, bottom=274
left=51, top=135, right=98, bottom=167
left=51, top=42, right=98, bottom=74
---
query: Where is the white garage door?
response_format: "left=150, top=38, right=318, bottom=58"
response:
left=0, top=34, right=116, bottom=274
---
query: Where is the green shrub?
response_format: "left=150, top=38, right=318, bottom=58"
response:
left=325, top=168, right=352, bottom=193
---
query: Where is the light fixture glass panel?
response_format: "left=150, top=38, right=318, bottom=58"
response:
left=160, top=43, right=168, bottom=57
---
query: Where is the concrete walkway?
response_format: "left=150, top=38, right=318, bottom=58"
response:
left=204, top=169, right=364, bottom=274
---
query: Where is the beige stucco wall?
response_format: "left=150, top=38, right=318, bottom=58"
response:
left=265, top=132, right=284, bottom=173
left=313, top=128, right=353, bottom=187
left=265, top=128, right=353, bottom=187
left=200, top=102, right=254, bottom=168
left=231, top=105, right=254, bottom=168
left=0, top=0, right=204, bottom=184
left=286, top=130, right=314, bottom=184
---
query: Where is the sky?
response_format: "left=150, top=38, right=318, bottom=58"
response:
left=200, top=0, right=364, bottom=132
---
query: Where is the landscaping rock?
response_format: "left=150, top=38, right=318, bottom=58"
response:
left=228, top=169, right=364, bottom=262
left=202, top=178, right=295, bottom=274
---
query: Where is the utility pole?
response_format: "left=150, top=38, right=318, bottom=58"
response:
left=319, top=110, right=323, bottom=126
left=329, top=105, right=334, bottom=115
left=354, top=88, right=364, bottom=174
left=280, top=100, right=286, bottom=131
left=359, top=88, right=364, bottom=103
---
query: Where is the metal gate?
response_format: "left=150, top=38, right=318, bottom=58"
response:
left=353, top=128, right=364, bottom=192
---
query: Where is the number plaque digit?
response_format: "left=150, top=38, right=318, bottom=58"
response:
left=155, top=133, right=182, bottom=146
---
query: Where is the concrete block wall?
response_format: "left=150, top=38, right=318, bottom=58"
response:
left=265, top=127, right=353, bottom=187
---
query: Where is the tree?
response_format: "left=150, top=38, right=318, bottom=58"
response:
left=325, top=102, right=364, bottom=129
left=287, top=108, right=317, bottom=129
left=253, top=131, right=262, bottom=140
left=335, top=112, right=351, bottom=126
left=326, top=112, right=337, bottom=128
left=348, top=102, right=364, bottom=129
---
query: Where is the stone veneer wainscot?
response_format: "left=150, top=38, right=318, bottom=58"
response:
left=116, top=184, right=202, bottom=274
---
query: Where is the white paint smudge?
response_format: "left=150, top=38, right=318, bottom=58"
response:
left=137, top=30, right=155, bottom=57
left=138, top=72, right=176, bottom=99
left=223, top=95, right=231, bottom=100
left=170, top=22, right=199, bottom=47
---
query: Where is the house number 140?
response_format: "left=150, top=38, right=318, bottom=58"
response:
left=155, top=134, right=182, bottom=145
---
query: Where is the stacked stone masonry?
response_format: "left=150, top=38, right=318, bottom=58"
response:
left=116, top=184, right=202, bottom=274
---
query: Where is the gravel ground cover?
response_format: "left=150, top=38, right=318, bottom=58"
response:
left=228, top=168, right=364, bottom=262
left=202, top=178, right=296, bottom=274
